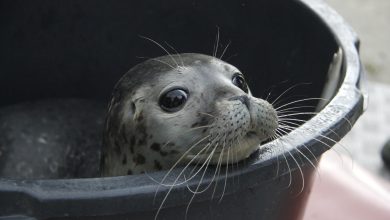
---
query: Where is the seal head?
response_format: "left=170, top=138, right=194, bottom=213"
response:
left=101, top=53, right=278, bottom=176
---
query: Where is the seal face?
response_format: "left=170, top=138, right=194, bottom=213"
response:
left=101, top=53, right=278, bottom=176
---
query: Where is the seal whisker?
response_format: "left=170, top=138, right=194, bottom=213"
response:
left=274, top=98, right=328, bottom=111
left=310, top=133, right=347, bottom=164
left=213, top=26, right=220, bottom=57
left=276, top=127, right=319, bottom=176
left=153, top=135, right=210, bottom=199
left=187, top=142, right=216, bottom=177
left=272, top=95, right=313, bottom=110
left=136, top=56, right=176, bottom=69
left=234, top=135, right=243, bottom=185
left=151, top=141, right=212, bottom=188
left=270, top=82, right=312, bottom=106
left=139, top=35, right=180, bottom=68
left=186, top=142, right=221, bottom=195
left=277, top=127, right=321, bottom=177
left=287, top=148, right=305, bottom=195
left=278, top=121, right=302, bottom=129
left=275, top=134, right=305, bottom=192
left=185, top=143, right=218, bottom=194
left=278, top=121, right=346, bottom=159
left=164, top=41, right=185, bottom=67
left=311, top=135, right=344, bottom=158
left=277, top=117, right=312, bottom=124
left=158, top=136, right=212, bottom=187
left=277, top=122, right=347, bottom=180
left=211, top=149, right=223, bottom=199
left=278, top=111, right=319, bottom=118
left=183, top=139, right=223, bottom=188
left=275, top=131, right=293, bottom=188
left=277, top=105, right=316, bottom=112
left=218, top=137, right=231, bottom=203
left=189, top=125, right=214, bottom=130
left=154, top=134, right=220, bottom=210
left=219, top=142, right=230, bottom=203
left=197, top=111, right=216, bottom=118
left=278, top=110, right=307, bottom=115
left=149, top=144, right=214, bottom=211
left=186, top=146, right=212, bottom=176
left=224, top=53, right=238, bottom=62
left=184, top=142, right=220, bottom=219
left=149, top=58, right=176, bottom=69
left=280, top=112, right=351, bottom=159
left=154, top=138, right=216, bottom=220
left=230, top=136, right=238, bottom=185
left=212, top=133, right=227, bottom=199
left=263, top=79, right=291, bottom=102
left=275, top=98, right=354, bottom=130
left=270, top=135, right=281, bottom=178
left=276, top=105, right=316, bottom=113
left=278, top=117, right=346, bottom=146
left=310, top=124, right=353, bottom=159
left=219, top=40, right=231, bottom=60
left=265, top=91, right=273, bottom=102
left=187, top=134, right=230, bottom=196
left=300, top=144, right=319, bottom=164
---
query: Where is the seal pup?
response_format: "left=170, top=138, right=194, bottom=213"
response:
left=100, top=53, right=278, bottom=176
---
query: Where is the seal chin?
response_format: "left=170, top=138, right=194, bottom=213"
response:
left=187, top=137, right=260, bottom=164
left=186, top=130, right=273, bottom=165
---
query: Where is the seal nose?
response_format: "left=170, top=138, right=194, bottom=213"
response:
left=229, top=95, right=250, bottom=109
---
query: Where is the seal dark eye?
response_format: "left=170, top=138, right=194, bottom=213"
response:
left=232, top=73, right=249, bottom=93
left=159, top=88, right=189, bottom=112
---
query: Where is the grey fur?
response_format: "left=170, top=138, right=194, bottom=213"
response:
left=101, top=53, right=278, bottom=176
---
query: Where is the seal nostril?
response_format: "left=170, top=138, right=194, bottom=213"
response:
left=241, top=96, right=250, bottom=108
left=229, top=95, right=250, bottom=109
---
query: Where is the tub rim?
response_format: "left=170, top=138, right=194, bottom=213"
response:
left=0, top=0, right=365, bottom=218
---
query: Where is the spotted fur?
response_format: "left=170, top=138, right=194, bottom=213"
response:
left=100, top=53, right=278, bottom=176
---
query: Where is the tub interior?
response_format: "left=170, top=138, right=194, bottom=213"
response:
left=0, top=0, right=339, bottom=179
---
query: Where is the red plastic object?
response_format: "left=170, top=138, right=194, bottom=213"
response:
left=303, top=153, right=390, bottom=220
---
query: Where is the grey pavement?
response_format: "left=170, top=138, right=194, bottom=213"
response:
left=325, top=0, right=390, bottom=83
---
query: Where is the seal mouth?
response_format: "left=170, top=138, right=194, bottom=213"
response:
left=246, top=131, right=258, bottom=137
left=185, top=130, right=263, bottom=165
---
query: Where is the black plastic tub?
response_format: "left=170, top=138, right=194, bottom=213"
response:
left=0, top=0, right=365, bottom=219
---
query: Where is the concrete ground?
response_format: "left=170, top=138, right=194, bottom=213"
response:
left=323, top=0, right=390, bottom=180
left=325, top=0, right=390, bottom=83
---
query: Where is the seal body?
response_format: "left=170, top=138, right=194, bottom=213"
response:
left=0, top=99, right=103, bottom=179
left=101, top=53, right=278, bottom=176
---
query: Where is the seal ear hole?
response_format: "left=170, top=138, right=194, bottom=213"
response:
left=131, top=102, right=136, bottom=113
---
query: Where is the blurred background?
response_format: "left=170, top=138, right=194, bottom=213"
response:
left=324, top=0, right=390, bottom=180
left=326, top=0, right=390, bottom=84
left=305, top=1, right=390, bottom=219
